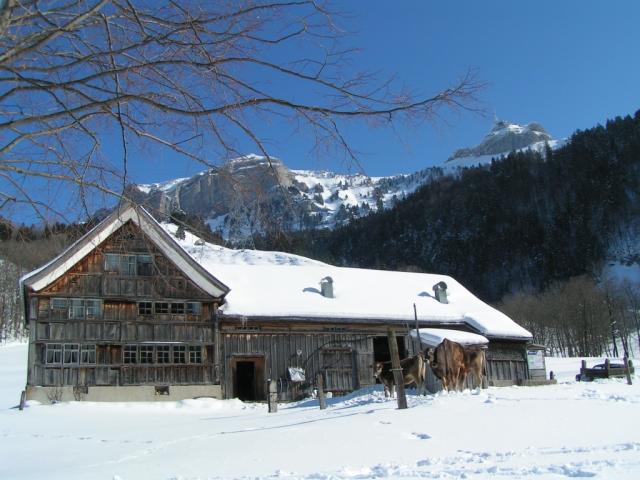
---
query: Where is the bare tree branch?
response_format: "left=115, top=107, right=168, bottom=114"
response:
left=0, top=0, right=483, bottom=222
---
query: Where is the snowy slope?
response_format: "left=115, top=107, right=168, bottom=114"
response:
left=2, top=342, right=640, bottom=480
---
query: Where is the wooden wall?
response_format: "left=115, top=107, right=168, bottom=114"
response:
left=26, top=221, right=219, bottom=390
left=221, top=326, right=377, bottom=401
left=485, top=341, right=529, bottom=386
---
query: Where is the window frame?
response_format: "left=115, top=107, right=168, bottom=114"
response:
left=80, top=345, right=96, bottom=365
left=51, top=298, right=68, bottom=311
left=173, top=345, right=187, bottom=364
left=139, top=345, right=154, bottom=364
left=189, top=346, right=202, bottom=364
left=46, top=343, right=63, bottom=364
left=136, top=254, right=153, bottom=276
left=63, top=344, right=79, bottom=364
left=171, top=302, right=185, bottom=315
left=123, top=345, right=139, bottom=364
left=155, top=302, right=169, bottom=314
left=156, top=345, right=171, bottom=364
left=138, top=302, right=153, bottom=316
left=186, top=302, right=201, bottom=315
left=105, top=253, right=154, bottom=276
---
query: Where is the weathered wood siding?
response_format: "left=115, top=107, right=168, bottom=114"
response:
left=485, top=341, right=528, bottom=386
left=221, top=326, right=375, bottom=401
left=26, top=221, right=219, bottom=390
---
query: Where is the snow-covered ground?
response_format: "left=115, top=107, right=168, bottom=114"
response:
left=1, top=342, right=639, bottom=479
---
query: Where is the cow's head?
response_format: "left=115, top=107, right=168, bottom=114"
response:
left=373, top=362, right=384, bottom=379
left=424, top=348, right=435, bottom=365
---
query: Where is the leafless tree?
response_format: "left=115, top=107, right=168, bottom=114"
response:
left=0, top=0, right=481, bottom=222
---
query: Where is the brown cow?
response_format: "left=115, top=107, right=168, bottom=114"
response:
left=459, top=347, right=486, bottom=390
left=425, top=338, right=465, bottom=391
left=425, top=339, right=486, bottom=391
left=373, top=353, right=426, bottom=397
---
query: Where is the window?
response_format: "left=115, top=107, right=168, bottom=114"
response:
left=155, top=303, right=169, bottom=314
left=137, top=255, right=153, bottom=276
left=104, top=253, right=120, bottom=273
left=66, top=298, right=102, bottom=320
left=123, top=345, right=138, bottom=364
left=51, top=298, right=68, bottom=311
left=69, top=299, right=85, bottom=320
left=80, top=345, right=96, bottom=364
left=105, top=253, right=153, bottom=276
left=140, top=346, right=154, bottom=364
left=189, top=346, right=202, bottom=364
left=173, top=345, right=187, bottom=364
left=156, top=345, right=171, bottom=364
left=186, top=302, right=201, bottom=315
left=64, top=344, right=79, bottom=364
left=46, top=344, right=63, bottom=364
left=85, top=299, right=102, bottom=319
left=171, top=303, right=185, bottom=315
left=138, top=302, right=153, bottom=315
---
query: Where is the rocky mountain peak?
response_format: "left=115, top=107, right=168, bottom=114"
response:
left=446, top=120, right=553, bottom=164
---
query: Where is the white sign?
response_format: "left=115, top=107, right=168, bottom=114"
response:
left=288, top=367, right=306, bottom=382
left=527, top=350, right=545, bottom=370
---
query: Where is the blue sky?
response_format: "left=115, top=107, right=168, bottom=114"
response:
left=129, top=1, right=639, bottom=184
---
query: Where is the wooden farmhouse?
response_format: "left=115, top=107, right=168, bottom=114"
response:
left=21, top=203, right=540, bottom=403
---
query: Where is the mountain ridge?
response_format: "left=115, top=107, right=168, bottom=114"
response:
left=131, top=120, right=560, bottom=241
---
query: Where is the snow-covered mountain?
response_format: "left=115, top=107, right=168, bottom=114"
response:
left=445, top=120, right=564, bottom=169
left=131, top=120, right=560, bottom=241
left=131, top=154, right=442, bottom=242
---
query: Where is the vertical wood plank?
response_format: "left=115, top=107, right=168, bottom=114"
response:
left=388, top=327, right=407, bottom=409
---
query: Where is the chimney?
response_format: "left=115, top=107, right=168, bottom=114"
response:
left=320, top=276, right=334, bottom=298
left=433, top=281, right=448, bottom=304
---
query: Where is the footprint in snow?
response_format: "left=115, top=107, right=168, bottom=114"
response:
left=409, top=432, right=431, bottom=440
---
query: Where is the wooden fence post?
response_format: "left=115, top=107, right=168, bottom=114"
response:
left=605, top=358, right=611, bottom=378
left=19, top=390, right=26, bottom=411
left=317, top=373, right=327, bottom=410
left=267, top=379, right=278, bottom=413
left=580, top=359, right=587, bottom=381
left=624, top=357, right=633, bottom=385
left=388, top=327, right=408, bottom=409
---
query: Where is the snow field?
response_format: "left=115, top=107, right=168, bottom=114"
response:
left=2, top=343, right=640, bottom=479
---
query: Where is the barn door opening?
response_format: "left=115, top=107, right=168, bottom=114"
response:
left=231, top=356, right=265, bottom=401
left=373, top=336, right=406, bottom=363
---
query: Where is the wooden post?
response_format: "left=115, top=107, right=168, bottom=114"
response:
left=624, top=357, right=633, bottom=385
left=317, top=373, right=327, bottom=410
left=267, top=379, right=278, bottom=413
left=387, top=327, right=407, bottom=409
left=580, top=359, right=587, bottom=381
left=605, top=358, right=611, bottom=378
left=413, top=303, right=421, bottom=355
left=19, top=390, right=26, bottom=411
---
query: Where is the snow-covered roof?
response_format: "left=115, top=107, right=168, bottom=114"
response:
left=410, top=328, right=489, bottom=347
left=20, top=204, right=229, bottom=298
left=171, top=225, right=532, bottom=340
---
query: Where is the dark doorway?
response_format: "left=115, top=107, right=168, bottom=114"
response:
left=231, top=356, right=265, bottom=401
left=373, top=336, right=407, bottom=363
left=235, top=361, right=256, bottom=401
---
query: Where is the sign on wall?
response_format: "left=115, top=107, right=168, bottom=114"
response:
left=527, top=349, right=545, bottom=370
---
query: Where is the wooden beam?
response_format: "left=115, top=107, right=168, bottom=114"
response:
left=317, top=373, right=327, bottom=410
left=387, top=327, right=407, bottom=409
